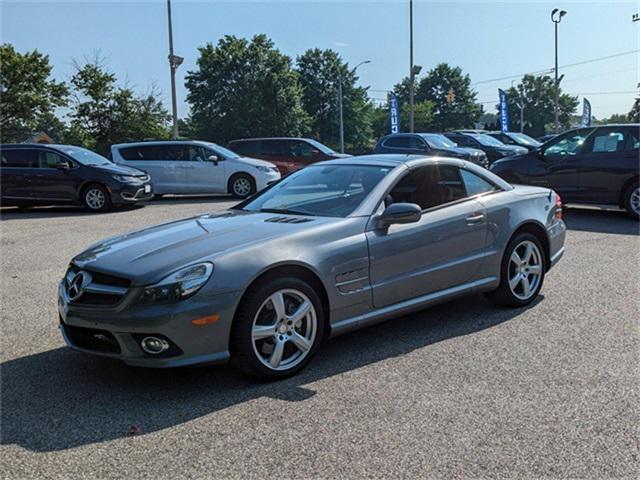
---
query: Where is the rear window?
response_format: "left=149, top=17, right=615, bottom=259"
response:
left=0, top=149, right=37, bottom=168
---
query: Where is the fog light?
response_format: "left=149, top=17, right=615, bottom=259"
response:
left=141, top=336, right=170, bottom=355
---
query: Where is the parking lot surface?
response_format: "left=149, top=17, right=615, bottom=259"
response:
left=1, top=198, right=639, bottom=479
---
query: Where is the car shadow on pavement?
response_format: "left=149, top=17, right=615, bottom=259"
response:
left=562, top=208, right=639, bottom=236
left=1, top=294, right=541, bottom=453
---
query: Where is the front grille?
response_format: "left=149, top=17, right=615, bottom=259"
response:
left=62, top=324, right=121, bottom=354
left=65, top=265, right=130, bottom=306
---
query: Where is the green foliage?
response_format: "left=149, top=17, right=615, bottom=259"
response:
left=0, top=44, right=68, bottom=142
left=185, top=35, right=309, bottom=144
left=296, top=48, right=373, bottom=151
left=502, top=75, right=579, bottom=137
left=595, top=113, right=631, bottom=125
left=393, top=63, right=480, bottom=131
left=629, top=96, right=640, bottom=123
left=68, top=61, right=171, bottom=154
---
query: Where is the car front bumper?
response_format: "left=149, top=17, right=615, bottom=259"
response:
left=58, top=280, right=240, bottom=368
left=110, top=182, right=154, bottom=205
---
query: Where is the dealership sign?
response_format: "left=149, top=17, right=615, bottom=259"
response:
left=498, top=89, right=509, bottom=132
left=581, top=98, right=592, bottom=127
left=389, top=92, right=400, bottom=134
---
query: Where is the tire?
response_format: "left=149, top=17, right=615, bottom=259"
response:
left=229, top=173, right=256, bottom=199
left=485, top=232, right=546, bottom=308
left=230, top=276, right=325, bottom=380
left=622, top=182, right=640, bottom=220
left=82, top=184, right=111, bottom=212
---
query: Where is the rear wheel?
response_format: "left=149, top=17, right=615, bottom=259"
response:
left=230, top=277, right=324, bottom=380
left=623, top=182, right=640, bottom=219
left=485, top=232, right=546, bottom=307
left=82, top=184, right=111, bottom=212
left=229, top=173, right=256, bottom=199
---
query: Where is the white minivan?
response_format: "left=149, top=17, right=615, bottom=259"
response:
left=110, top=141, right=281, bottom=198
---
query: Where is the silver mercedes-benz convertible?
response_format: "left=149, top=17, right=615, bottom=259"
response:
left=58, top=155, right=566, bottom=379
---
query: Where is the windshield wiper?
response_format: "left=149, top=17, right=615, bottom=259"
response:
left=259, top=208, right=316, bottom=216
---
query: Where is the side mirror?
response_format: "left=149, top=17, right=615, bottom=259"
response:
left=208, top=154, right=219, bottom=165
left=378, top=203, right=422, bottom=228
left=310, top=149, right=321, bottom=157
left=55, top=161, right=71, bottom=170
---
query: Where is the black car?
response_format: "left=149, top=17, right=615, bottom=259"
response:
left=487, top=131, right=541, bottom=152
left=0, top=144, right=153, bottom=212
left=444, top=132, right=528, bottom=164
left=373, top=133, right=488, bottom=167
left=490, top=124, right=640, bottom=218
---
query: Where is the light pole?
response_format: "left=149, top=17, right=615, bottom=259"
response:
left=338, top=60, right=370, bottom=153
left=167, top=0, right=183, bottom=139
left=551, top=8, right=566, bottom=134
left=409, top=0, right=415, bottom=132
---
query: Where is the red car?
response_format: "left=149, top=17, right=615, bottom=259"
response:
left=227, top=137, right=350, bottom=175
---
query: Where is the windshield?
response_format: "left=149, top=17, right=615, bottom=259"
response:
left=239, top=164, right=392, bottom=217
left=420, top=134, right=458, bottom=149
left=470, top=134, right=506, bottom=147
left=205, top=142, right=240, bottom=160
left=306, top=139, right=336, bottom=155
left=508, top=132, right=541, bottom=147
left=58, top=146, right=111, bottom=166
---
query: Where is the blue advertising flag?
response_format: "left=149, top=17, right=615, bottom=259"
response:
left=389, top=92, right=400, bottom=134
left=581, top=98, right=592, bottom=127
left=498, top=89, right=509, bottom=132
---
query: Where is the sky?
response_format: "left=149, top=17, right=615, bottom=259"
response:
left=2, top=0, right=638, bottom=121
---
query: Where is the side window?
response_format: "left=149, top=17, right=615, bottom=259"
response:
left=230, top=141, right=254, bottom=155
left=453, top=135, right=471, bottom=147
left=188, top=145, right=207, bottom=161
left=160, top=145, right=189, bottom=161
left=261, top=140, right=283, bottom=156
left=545, top=129, right=593, bottom=156
left=389, top=165, right=467, bottom=210
left=0, top=149, right=37, bottom=168
left=119, top=146, right=148, bottom=160
left=384, top=136, right=410, bottom=148
left=38, top=150, right=66, bottom=169
left=626, top=127, right=640, bottom=151
left=588, top=129, right=626, bottom=153
left=289, top=141, right=314, bottom=158
left=408, top=137, right=426, bottom=150
left=460, top=169, right=498, bottom=197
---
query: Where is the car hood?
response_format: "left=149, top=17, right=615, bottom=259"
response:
left=72, top=210, right=338, bottom=286
left=94, top=163, right=147, bottom=176
left=456, top=147, right=485, bottom=156
left=497, top=145, right=528, bottom=156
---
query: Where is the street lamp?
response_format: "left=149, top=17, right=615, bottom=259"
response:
left=167, top=0, right=183, bottom=139
left=551, top=8, right=567, bottom=134
left=409, top=0, right=415, bottom=132
left=338, top=60, right=370, bottom=153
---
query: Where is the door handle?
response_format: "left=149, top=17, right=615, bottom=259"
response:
left=466, top=213, right=485, bottom=225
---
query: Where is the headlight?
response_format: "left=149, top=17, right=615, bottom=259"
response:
left=112, top=174, right=143, bottom=184
left=254, top=165, right=278, bottom=174
left=138, top=263, right=213, bottom=305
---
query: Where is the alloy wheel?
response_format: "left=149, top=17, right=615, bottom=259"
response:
left=251, top=288, right=317, bottom=371
left=508, top=240, right=543, bottom=301
left=85, top=188, right=106, bottom=210
left=233, top=178, right=252, bottom=197
left=630, top=187, right=640, bottom=216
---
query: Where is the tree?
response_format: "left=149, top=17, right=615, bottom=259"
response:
left=296, top=48, right=372, bottom=151
left=68, top=60, right=170, bottom=154
left=185, top=35, right=309, bottom=144
left=0, top=44, right=68, bottom=142
left=595, top=113, right=630, bottom=125
left=393, top=63, right=481, bottom=131
left=501, top=74, right=578, bottom=137
left=629, top=96, right=640, bottom=123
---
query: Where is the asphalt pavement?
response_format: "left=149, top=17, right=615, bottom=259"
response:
left=1, top=198, right=638, bottom=479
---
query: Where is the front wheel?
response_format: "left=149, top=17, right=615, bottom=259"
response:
left=623, top=183, right=640, bottom=220
left=230, top=277, right=324, bottom=380
left=82, top=184, right=111, bottom=212
left=485, top=232, right=546, bottom=308
left=229, top=173, right=256, bottom=199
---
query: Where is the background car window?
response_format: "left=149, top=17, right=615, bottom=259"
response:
left=627, top=128, right=640, bottom=150
left=260, top=140, right=284, bottom=156
left=460, top=169, right=498, bottom=196
left=544, top=129, right=593, bottom=156
left=229, top=141, right=256, bottom=155
left=408, top=137, right=426, bottom=149
left=38, top=150, right=66, bottom=168
left=288, top=141, right=314, bottom=158
left=384, top=136, right=410, bottom=148
left=189, top=146, right=207, bottom=161
left=589, top=129, right=626, bottom=153
left=0, top=149, right=37, bottom=168
left=389, top=165, right=466, bottom=210
left=452, top=135, right=472, bottom=147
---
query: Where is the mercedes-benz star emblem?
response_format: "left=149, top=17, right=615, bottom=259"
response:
left=67, top=271, right=90, bottom=301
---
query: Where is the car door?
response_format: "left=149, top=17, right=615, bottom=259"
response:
left=185, top=144, right=225, bottom=193
left=574, top=126, right=638, bottom=204
left=28, top=149, right=79, bottom=201
left=0, top=148, right=37, bottom=200
left=537, top=128, right=595, bottom=201
left=367, top=164, right=488, bottom=308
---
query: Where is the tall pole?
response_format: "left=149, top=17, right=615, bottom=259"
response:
left=167, top=0, right=179, bottom=139
left=338, top=80, right=345, bottom=153
left=409, top=0, right=415, bottom=132
left=551, top=9, right=566, bottom=134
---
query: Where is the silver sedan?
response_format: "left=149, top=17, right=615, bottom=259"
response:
left=58, top=155, right=566, bottom=380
